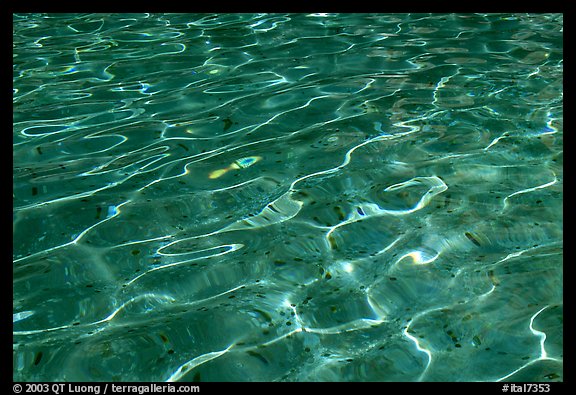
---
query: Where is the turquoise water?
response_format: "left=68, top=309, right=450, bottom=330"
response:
left=13, top=13, right=563, bottom=382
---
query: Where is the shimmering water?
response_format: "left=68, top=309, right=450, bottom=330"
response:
left=13, top=13, right=563, bottom=382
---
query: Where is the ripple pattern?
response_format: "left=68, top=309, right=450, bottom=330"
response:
left=13, top=13, right=563, bottom=382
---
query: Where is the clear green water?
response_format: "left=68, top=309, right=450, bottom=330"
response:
left=13, top=13, right=563, bottom=382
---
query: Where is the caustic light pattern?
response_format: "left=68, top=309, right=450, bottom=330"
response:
left=13, top=13, right=562, bottom=382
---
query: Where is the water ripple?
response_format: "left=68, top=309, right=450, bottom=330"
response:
left=13, top=13, right=562, bottom=382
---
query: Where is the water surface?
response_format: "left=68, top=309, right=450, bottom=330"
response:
left=13, top=13, right=563, bottom=382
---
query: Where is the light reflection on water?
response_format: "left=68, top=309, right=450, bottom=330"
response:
left=13, top=13, right=562, bottom=382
